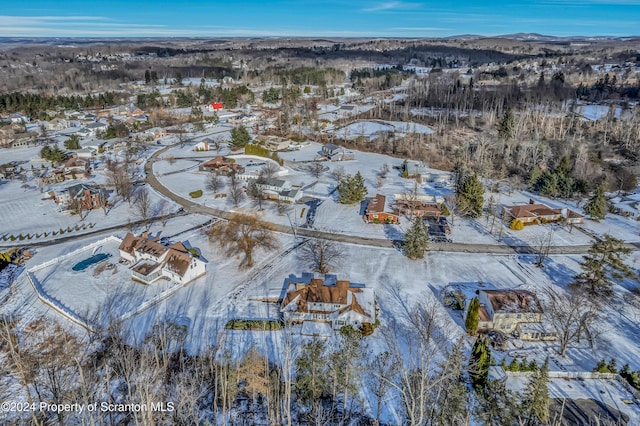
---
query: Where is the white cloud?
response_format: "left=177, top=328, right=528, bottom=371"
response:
left=362, top=1, right=423, bottom=12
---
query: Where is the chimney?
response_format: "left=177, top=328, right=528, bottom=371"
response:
left=529, top=198, right=535, bottom=205
left=141, top=231, right=149, bottom=240
left=336, top=280, right=350, bottom=290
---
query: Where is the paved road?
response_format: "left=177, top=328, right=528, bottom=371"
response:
left=145, top=143, right=640, bottom=255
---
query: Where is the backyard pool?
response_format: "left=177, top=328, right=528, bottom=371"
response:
left=72, top=253, right=112, bottom=271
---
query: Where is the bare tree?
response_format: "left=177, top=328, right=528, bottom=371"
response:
left=329, top=165, right=346, bottom=183
left=134, top=187, right=152, bottom=230
left=260, top=161, right=280, bottom=179
left=298, top=238, right=345, bottom=274
left=228, top=175, right=245, bottom=207
left=379, top=163, right=390, bottom=179
left=544, top=287, right=600, bottom=357
left=68, top=196, right=85, bottom=221
left=306, top=162, right=325, bottom=179
left=205, top=172, right=224, bottom=193
left=154, top=198, right=172, bottom=227
left=533, top=230, right=554, bottom=267
left=247, top=178, right=266, bottom=210
left=367, top=351, right=398, bottom=425
left=208, top=211, right=279, bottom=268
left=98, top=189, right=110, bottom=216
left=105, top=159, right=133, bottom=205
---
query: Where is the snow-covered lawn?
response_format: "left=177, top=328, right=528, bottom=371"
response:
left=0, top=179, right=179, bottom=243
left=332, top=120, right=433, bottom=140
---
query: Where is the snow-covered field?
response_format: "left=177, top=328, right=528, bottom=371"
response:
left=332, top=120, right=433, bottom=140
left=0, top=178, right=179, bottom=244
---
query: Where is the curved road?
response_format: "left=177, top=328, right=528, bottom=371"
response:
left=145, top=143, right=640, bottom=255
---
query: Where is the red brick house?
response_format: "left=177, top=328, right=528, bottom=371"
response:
left=364, top=194, right=399, bottom=224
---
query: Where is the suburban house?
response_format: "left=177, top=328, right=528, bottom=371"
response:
left=9, top=134, right=35, bottom=149
left=502, top=200, right=584, bottom=225
left=199, top=156, right=245, bottom=175
left=62, top=157, right=91, bottom=178
left=118, top=232, right=206, bottom=285
left=208, top=102, right=224, bottom=111
left=146, top=127, right=167, bottom=139
left=47, top=117, right=71, bottom=131
left=321, top=143, right=355, bottom=161
left=610, top=193, right=640, bottom=219
left=364, top=194, right=400, bottom=224
left=194, top=141, right=210, bottom=151
left=280, top=275, right=376, bottom=331
left=50, top=183, right=106, bottom=210
left=254, top=178, right=303, bottom=203
left=8, top=112, right=30, bottom=124
left=393, top=194, right=444, bottom=218
left=403, top=160, right=430, bottom=181
left=256, top=135, right=291, bottom=151
left=471, top=289, right=556, bottom=341
left=84, top=121, right=109, bottom=137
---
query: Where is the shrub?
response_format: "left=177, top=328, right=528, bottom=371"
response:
left=224, top=319, right=283, bottom=330
left=510, top=219, right=524, bottom=230
left=360, top=322, right=375, bottom=336
left=18, top=234, right=24, bottom=241
left=189, top=189, right=203, bottom=198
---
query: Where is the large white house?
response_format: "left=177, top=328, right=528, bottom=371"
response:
left=118, top=232, right=206, bottom=285
left=280, top=275, right=376, bottom=330
left=253, top=178, right=303, bottom=203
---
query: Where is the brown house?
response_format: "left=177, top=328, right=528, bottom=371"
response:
left=199, top=156, right=245, bottom=176
left=502, top=202, right=562, bottom=224
left=364, top=194, right=400, bottom=224
left=503, top=200, right=584, bottom=225
left=50, top=183, right=106, bottom=210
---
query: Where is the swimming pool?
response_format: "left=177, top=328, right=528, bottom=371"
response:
left=72, top=253, right=112, bottom=271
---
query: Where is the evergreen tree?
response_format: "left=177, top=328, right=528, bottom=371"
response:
left=230, top=125, right=251, bottom=148
left=570, top=234, right=633, bottom=297
left=469, top=336, right=491, bottom=389
left=521, top=357, right=550, bottom=425
left=64, top=135, right=80, bottom=150
left=295, top=339, right=329, bottom=404
left=584, top=182, right=607, bottom=220
left=144, top=69, right=151, bottom=84
left=452, top=160, right=468, bottom=195
left=527, top=164, right=542, bottom=191
left=539, top=171, right=559, bottom=198
left=459, top=173, right=484, bottom=218
left=403, top=216, right=429, bottom=259
left=336, top=172, right=367, bottom=204
left=465, top=297, right=480, bottom=335
left=498, top=107, right=515, bottom=141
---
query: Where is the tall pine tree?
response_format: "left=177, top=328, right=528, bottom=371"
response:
left=584, top=181, right=607, bottom=220
left=498, top=108, right=515, bottom=141
left=459, top=173, right=485, bottom=218
left=521, top=357, right=550, bottom=425
left=465, top=297, right=480, bottom=335
left=570, top=234, right=632, bottom=297
left=469, top=336, right=491, bottom=389
left=403, top=216, right=429, bottom=259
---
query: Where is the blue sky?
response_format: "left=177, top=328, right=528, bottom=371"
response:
left=1, top=1, right=639, bottom=38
